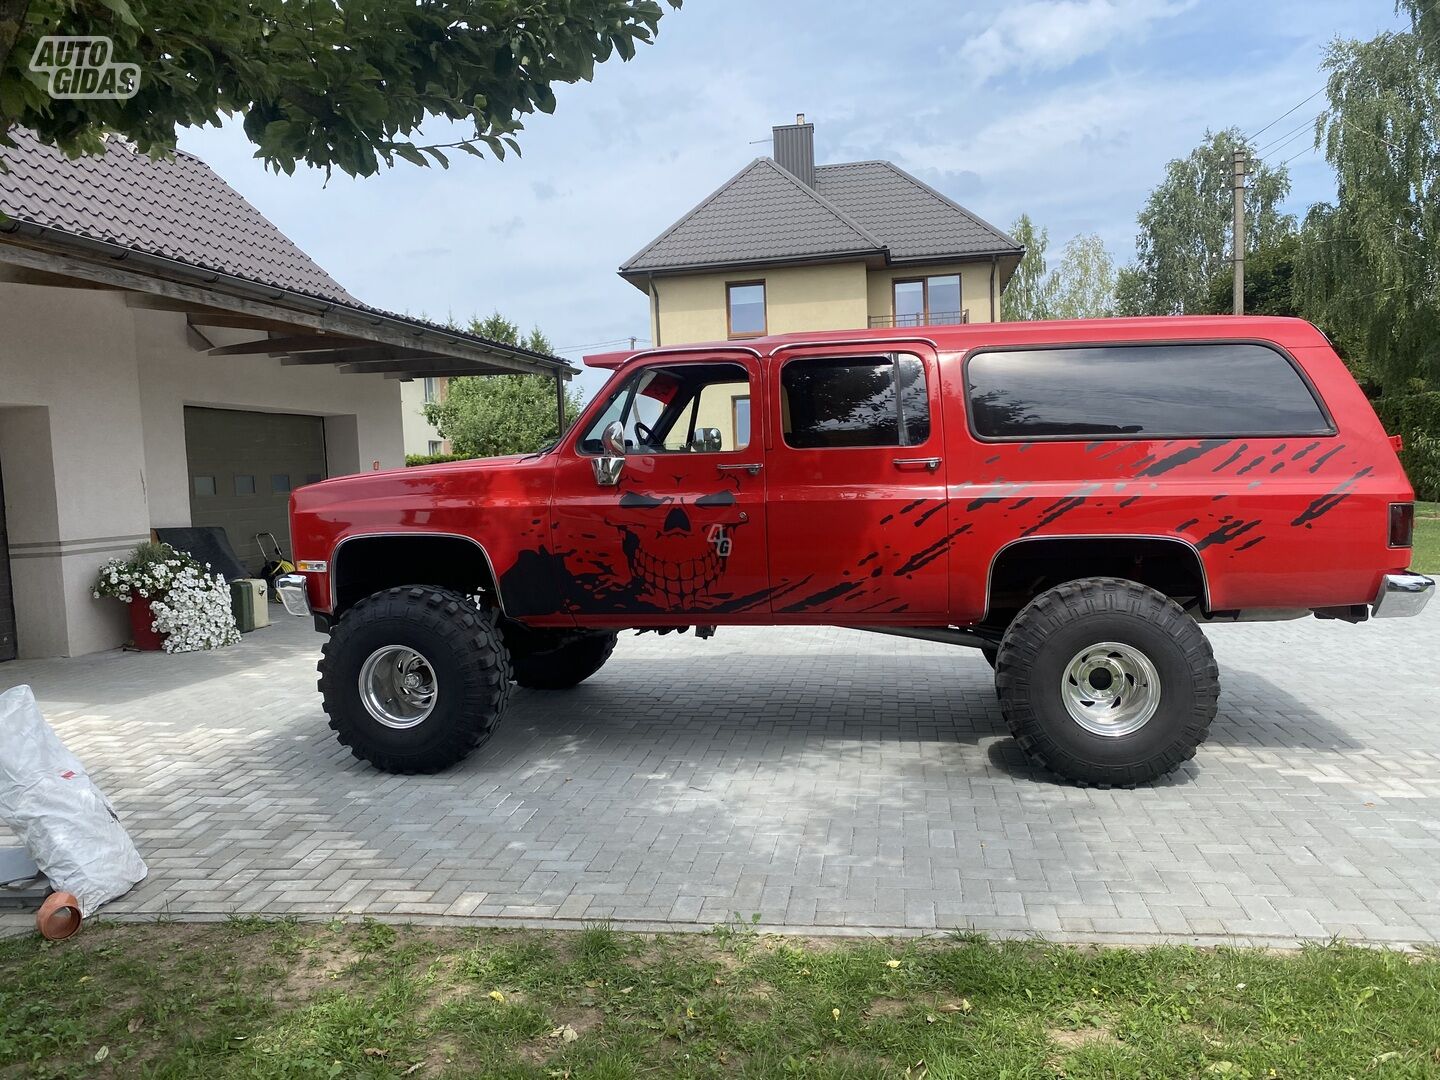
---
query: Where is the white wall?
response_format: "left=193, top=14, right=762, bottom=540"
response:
left=0, top=275, right=405, bottom=658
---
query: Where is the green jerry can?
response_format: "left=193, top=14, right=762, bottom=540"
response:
left=230, top=579, right=270, bottom=633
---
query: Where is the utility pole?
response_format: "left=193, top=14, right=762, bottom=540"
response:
left=1232, top=147, right=1247, bottom=315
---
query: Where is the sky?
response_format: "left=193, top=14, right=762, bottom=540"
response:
left=178, top=0, right=1410, bottom=399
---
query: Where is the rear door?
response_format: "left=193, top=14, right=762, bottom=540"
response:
left=764, top=343, right=951, bottom=618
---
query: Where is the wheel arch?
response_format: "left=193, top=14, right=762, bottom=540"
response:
left=984, top=534, right=1211, bottom=623
left=331, top=533, right=504, bottom=620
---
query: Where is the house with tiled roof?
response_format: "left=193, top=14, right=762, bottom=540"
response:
left=619, top=117, right=1023, bottom=347
left=0, top=130, right=571, bottom=660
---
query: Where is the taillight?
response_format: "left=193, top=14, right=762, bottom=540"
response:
left=1389, top=502, right=1415, bottom=548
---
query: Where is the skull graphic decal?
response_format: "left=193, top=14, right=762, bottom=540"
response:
left=616, top=490, right=736, bottom=608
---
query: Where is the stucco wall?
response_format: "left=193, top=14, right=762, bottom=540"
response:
left=400, top=378, right=447, bottom=457
left=655, top=262, right=869, bottom=345
left=865, top=261, right=999, bottom=325
left=0, top=277, right=404, bottom=658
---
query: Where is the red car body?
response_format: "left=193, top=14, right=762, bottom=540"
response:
left=288, top=316, right=1415, bottom=630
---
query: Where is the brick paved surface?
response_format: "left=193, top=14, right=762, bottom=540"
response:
left=2, top=611, right=1438, bottom=945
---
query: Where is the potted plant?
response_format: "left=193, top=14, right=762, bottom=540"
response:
left=93, top=542, right=240, bottom=653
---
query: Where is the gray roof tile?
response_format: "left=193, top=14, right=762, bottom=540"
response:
left=814, top=161, right=1021, bottom=261
left=620, top=154, right=1020, bottom=280
left=620, top=158, right=885, bottom=274
left=0, top=129, right=355, bottom=303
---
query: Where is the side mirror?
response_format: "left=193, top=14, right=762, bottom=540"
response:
left=593, top=420, right=626, bottom=486
left=695, top=427, right=723, bottom=452
left=600, top=420, right=626, bottom=457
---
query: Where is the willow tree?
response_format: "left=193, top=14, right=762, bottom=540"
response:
left=1295, top=11, right=1440, bottom=391
left=1120, top=128, right=1293, bottom=316
left=1001, top=213, right=1050, bottom=321
left=1, top=0, right=680, bottom=176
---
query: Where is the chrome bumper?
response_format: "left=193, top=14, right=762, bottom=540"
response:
left=273, top=573, right=312, bottom=618
left=1372, top=572, right=1435, bottom=618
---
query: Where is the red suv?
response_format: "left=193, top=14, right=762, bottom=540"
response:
left=280, top=316, right=1432, bottom=786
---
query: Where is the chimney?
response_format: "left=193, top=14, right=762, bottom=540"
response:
left=772, top=114, right=815, bottom=188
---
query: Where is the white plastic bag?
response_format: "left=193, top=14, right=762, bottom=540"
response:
left=0, top=685, right=147, bottom=917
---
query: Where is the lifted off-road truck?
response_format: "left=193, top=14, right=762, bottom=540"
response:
left=279, top=317, right=1433, bottom=786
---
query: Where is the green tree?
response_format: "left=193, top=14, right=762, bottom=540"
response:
left=1122, top=128, right=1294, bottom=315
left=1, top=0, right=679, bottom=177
left=1294, top=13, right=1440, bottom=391
left=1001, top=213, right=1050, bottom=321
left=425, top=311, right=582, bottom=458
left=1201, top=233, right=1301, bottom=318
left=1047, top=233, right=1117, bottom=320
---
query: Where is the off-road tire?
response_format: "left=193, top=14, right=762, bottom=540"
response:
left=505, top=626, right=618, bottom=690
left=319, top=586, right=512, bottom=774
left=995, top=577, right=1218, bottom=787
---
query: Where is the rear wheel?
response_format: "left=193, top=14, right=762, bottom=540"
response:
left=995, top=577, right=1217, bottom=787
left=319, top=586, right=512, bottom=774
left=505, top=625, right=618, bottom=690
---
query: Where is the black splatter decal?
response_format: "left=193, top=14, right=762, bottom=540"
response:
left=1196, top=518, right=1262, bottom=550
left=1236, top=455, right=1267, bottom=476
left=1138, top=439, right=1229, bottom=477
left=913, top=502, right=946, bottom=528
left=1177, top=518, right=1200, bottom=531
left=1291, top=467, right=1374, bottom=527
left=1307, top=443, right=1345, bottom=473
left=1212, top=443, right=1249, bottom=472
left=1291, top=441, right=1320, bottom=461
left=893, top=523, right=973, bottom=576
left=1235, top=535, right=1266, bottom=552
left=1021, top=497, right=1088, bottom=537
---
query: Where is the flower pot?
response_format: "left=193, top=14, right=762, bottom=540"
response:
left=127, top=591, right=166, bottom=651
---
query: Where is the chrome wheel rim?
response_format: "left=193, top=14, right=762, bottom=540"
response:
left=358, top=646, right=437, bottom=729
left=1060, top=641, right=1160, bottom=737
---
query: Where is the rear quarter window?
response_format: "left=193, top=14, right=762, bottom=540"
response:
left=966, top=342, right=1334, bottom=440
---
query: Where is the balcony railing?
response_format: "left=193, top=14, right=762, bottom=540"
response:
left=868, top=310, right=969, bottom=328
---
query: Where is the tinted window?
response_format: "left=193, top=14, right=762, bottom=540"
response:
left=967, top=343, right=1331, bottom=439
left=579, top=363, right=752, bottom=453
left=782, top=355, right=930, bottom=449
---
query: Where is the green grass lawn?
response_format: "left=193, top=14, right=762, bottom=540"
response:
left=1413, top=502, right=1440, bottom=574
left=2, top=920, right=1438, bottom=1079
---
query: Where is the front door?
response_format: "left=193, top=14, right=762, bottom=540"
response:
left=548, top=356, right=772, bottom=621
left=764, top=344, right=951, bottom=619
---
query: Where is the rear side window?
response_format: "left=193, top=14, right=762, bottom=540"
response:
left=782, top=354, right=930, bottom=449
left=967, top=343, right=1332, bottom=439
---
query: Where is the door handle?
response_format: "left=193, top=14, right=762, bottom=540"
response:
left=893, top=457, right=941, bottom=472
left=717, top=462, right=763, bottom=476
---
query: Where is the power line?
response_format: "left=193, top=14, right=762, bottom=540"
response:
left=1261, top=125, right=1318, bottom=163
left=1281, top=144, right=1320, bottom=167
left=1255, top=113, right=1321, bottom=157
left=1247, top=86, right=1327, bottom=142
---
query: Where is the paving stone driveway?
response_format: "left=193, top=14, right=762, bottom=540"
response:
left=2, top=611, right=1438, bottom=946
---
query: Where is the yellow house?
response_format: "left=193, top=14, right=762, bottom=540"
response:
left=618, top=117, right=1024, bottom=350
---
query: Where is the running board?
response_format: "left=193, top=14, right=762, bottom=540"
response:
left=851, top=625, right=1001, bottom=650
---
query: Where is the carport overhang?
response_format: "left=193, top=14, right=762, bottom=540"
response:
left=0, top=220, right=577, bottom=383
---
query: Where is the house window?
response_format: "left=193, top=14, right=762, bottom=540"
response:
left=428, top=440, right=443, bottom=456
left=233, top=474, right=256, bottom=496
left=270, top=474, right=291, bottom=494
left=192, top=475, right=216, bottom=497
left=732, top=396, right=751, bottom=449
left=892, top=274, right=963, bottom=327
left=727, top=281, right=766, bottom=339
left=423, top=377, right=440, bottom=404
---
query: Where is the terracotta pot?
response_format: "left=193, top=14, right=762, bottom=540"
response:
left=36, top=891, right=82, bottom=941
left=127, top=591, right=166, bottom=651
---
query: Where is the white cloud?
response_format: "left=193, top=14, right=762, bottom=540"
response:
left=962, top=0, right=1195, bottom=84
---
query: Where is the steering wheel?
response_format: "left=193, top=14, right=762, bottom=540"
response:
left=633, top=420, right=654, bottom=446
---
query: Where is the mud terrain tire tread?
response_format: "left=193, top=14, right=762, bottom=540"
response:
left=995, top=577, right=1218, bottom=788
left=319, top=586, right=512, bottom=774
left=507, top=629, right=619, bottom=690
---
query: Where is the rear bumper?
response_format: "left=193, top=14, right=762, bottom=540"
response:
left=1372, top=572, right=1435, bottom=618
left=274, top=573, right=312, bottom=618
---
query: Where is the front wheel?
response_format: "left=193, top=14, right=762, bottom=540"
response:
left=319, top=586, right=512, bottom=774
left=995, top=577, right=1218, bottom=787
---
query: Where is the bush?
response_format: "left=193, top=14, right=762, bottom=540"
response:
left=1373, top=392, right=1440, bottom=501
left=404, top=452, right=476, bottom=467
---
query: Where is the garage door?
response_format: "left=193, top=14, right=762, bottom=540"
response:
left=184, top=407, right=327, bottom=576
left=0, top=455, right=16, bottom=662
